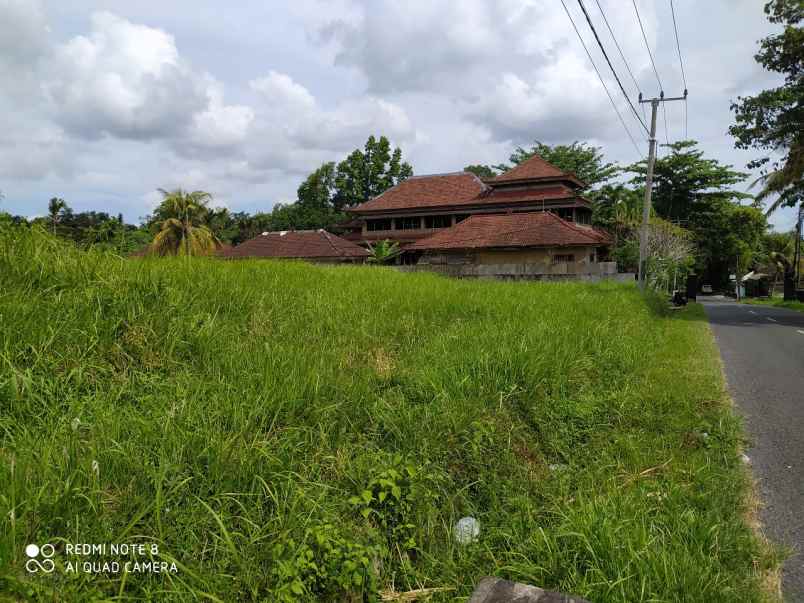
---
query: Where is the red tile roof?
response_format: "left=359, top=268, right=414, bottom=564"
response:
left=493, top=154, right=570, bottom=182
left=481, top=185, right=587, bottom=205
left=349, top=172, right=488, bottom=213
left=407, top=212, right=611, bottom=251
left=220, top=229, right=369, bottom=259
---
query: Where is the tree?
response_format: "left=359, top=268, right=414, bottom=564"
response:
left=592, top=184, right=643, bottom=271
left=298, top=162, right=338, bottom=210
left=627, top=141, right=750, bottom=221
left=149, top=189, right=221, bottom=256
left=264, top=135, right=414, bottom=232
left=760, top=230, right=796, bottom=292
left=729, top=0, right=803, bottom=214
left=494, top=141, right=620, bottom=189
left=636, top=218, right=695, bottom=292
left=463, top=164, right=498, bottom=179
left=47, top=197, right=68, bottom=234
left=366, top=239, right=401, bottom=264
left=332, top=135, right=413, bottom=209
left=626, top=141, right=764, bottom=287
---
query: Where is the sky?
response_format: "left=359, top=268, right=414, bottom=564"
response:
left=0, top=0, right=798, bottom=231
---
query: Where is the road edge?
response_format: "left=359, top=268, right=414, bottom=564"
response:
left=702, top=313, right=784, bottom=602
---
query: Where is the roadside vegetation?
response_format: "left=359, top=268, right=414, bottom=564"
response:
left=0, top=227, right=779, bottom=601
left=742, top=297, right=804, bottom=313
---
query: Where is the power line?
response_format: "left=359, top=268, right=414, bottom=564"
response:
left=631, top=0, right=663, bottom=92
left=631, top=0, right=670, bottom=143
left=575, top=0, right=649, bottom=134
left=593, top=0, right=642, bottom=96
left=669, top=0, right=689, bottom=139
left=669, top=0, right=687, bottom=89
left=559, top=0, right=643, bottom=157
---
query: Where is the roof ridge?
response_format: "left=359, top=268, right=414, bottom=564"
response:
left=318, top=228, right=345, bottom=257
left=405, top=171, right=476, bottom=179
left=493, top=154, right=584, bottom=184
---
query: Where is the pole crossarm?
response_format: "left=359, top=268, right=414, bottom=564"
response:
left=639, top=94, right=688, bottom=103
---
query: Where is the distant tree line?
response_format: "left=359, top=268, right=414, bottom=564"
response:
left=0, top=134, right=796, bottom=289
left=0, top=135, right=413, bottom=255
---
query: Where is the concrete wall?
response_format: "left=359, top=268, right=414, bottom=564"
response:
left=414, top=246, right=605, bottom=276
left=397, top=261, right=634, bottom=282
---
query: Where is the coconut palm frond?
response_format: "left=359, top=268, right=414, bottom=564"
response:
left=149, top=189, right=219, bottom=256
left=182, top=225, right=221, bottom=256
left=150, top=218, right=183, bottom=256
left=752, top=143, right=804, bottom=215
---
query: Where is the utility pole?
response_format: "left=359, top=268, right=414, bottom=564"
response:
left=795, top=204, right=803, bottom=291
left=637, top=90, right=688, bottom=289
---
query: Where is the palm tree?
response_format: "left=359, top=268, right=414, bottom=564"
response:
left=752, top=142, right=804, bottom=216
left=149, top=189, right=221, bottom=256
left=366, top=239, right=401, bottom=264
left=48, top=197, right=67, bottom=234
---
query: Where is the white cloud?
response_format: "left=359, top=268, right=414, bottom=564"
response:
left=44, top=12, right=208, bottom=139
left=0, top=0, right=793, bottom=231
left=185, top=80, right=254, bottom=150
left=0, top=0, right=49, bottom=76
left=319, top=0, right=657, bottom=145
left=250, top=71, right=317, bottom=112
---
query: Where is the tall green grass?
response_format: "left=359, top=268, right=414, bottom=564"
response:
left=0, top=228, right=778, bottom=601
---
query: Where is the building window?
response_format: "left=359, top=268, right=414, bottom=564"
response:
left=424, top=215, right=452, bottom=229
left=552, top=253, right=575, bottom=264
left=454, top=214, right=470, bottom=223
left=576, top=211, right=591, bottom=225
left=396, top=216, right=422, bottom=230
left=366, top=218, right=392, bottom=231
left=556, top=208, right=574, bottom=221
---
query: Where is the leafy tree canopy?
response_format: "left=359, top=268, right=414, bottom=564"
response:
left=625, top=141, right=764, bottom=286
left=626, top=140, right=750, bottom=222
left=263, top=135, right=413, bottom=232
left=333, top=135, right=413, bottom=209
left=729, top=0, right=803, bottom=212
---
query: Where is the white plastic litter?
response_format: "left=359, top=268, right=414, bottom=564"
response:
left=454, top=516, right=480, bottom=544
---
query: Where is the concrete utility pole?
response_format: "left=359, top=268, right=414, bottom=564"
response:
left=795, top=204, right=804, bottom=290
left=637, top=90, right=688, bottom=290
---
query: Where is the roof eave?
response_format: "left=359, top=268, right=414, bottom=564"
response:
left=347, top=195, right=590, bottom=215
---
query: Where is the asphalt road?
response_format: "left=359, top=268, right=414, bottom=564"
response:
left=701, top=298, right=804, bottom=601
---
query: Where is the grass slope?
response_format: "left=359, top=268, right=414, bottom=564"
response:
left=0, top=229, right=777, bottom=602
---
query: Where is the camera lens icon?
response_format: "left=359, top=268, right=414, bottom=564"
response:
left=25, top=543, right=55, bottom=573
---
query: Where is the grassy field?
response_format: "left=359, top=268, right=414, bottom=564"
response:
left=0, top=228, right=778, bottom=602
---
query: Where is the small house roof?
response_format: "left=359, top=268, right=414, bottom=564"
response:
left=220, top=229, right=369, bottom=259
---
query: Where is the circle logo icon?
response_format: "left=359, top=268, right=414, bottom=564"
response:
left=25, top=543, right=55, bottom=573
